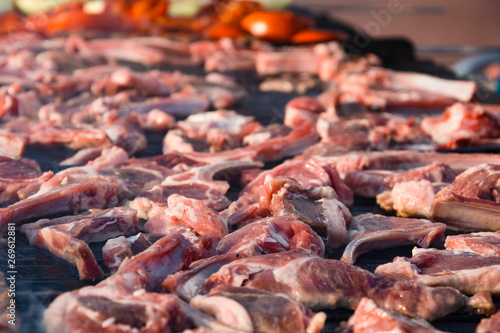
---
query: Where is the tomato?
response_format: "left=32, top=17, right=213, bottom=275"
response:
left=208, top=23, right=247, bottom=40
left=241, top=10, right=306, bottom=43
left=291, top=29, right=348, bottom=44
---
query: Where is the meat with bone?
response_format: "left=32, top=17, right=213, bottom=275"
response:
left=66, top=35, right=168, bottom=66
left=20, top=207, right=138, bottom=279
left=477, top=310, right=500, bottom=333
left=103, top=233, right=165, bottom=273
left=163, top=253, right=242, bottom=301
left=376, top=180, right=449, bottom=218
left=21, top=207, right=138, bottom=245
left=256, top=42, right=344, bottom=77
left=163, top=120, right=319, bottom=164
left=164, top=217, right=325, bottom=300
left=130, top=161, right=261, bottom=219
left=444, top=232, right=500, bottom=257
left=340, top=213, right=446, bottom=264
left=163, top=110, right=261, bottom=153
left=222, top=158, right=337, bottom=226
left=191, top=286, right=326, bottom=333
left=0, top=156, right=53, bottom=204
left=0, top=130, right=25, bottom=159
left=421, top=102, right=500, bottom=149
left=202, top=250, right=487, bottom=320
left=44, top=290, right=189, bottom=333
left=430, top=164, right=500, bottom=231
left=339, top=297, right=446, bottom=333
left=315, top=113, right=388, bottom=151
left=313, top=150, right=500, bottom=178
left=0, top=147, right=159, bottom=236
left=375, top=247, right=500, bottom=296
left=331, top=67, right=477, bottom=110
left=344, top=161, right=457, bottom=197
left=284, top=96, right=324, bottom=127
left=216, top=216, right=325, bottom=257
left=3, top=117, right=111, bottom=150
left=262, top=176, right=352, bottom=250
left=144, top=195, right=228, bottom=250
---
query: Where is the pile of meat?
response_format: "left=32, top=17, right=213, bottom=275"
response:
left=2, top=31, right=500, bottom=333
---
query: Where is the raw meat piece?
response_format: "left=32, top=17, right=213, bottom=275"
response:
left=144, top=195, right=228, bottom=253
left=316, top=113, right=388, bottom=151
left=216, top=216, right=325, bottom=257
left=222, top=159, right=335, bottom=226
left=21, top=207, right=138, bottom=245
left=103, top=233, right=165, bottom=272
left=0, top=157, right=53, bottom=204
left=339, top=297, right=446, bottom=333
left=375, top=247, right=500, bottom=296
left=313, top=150, right=500, bottom=178
left=163, top=121, right=319, bottom=163
left=164, top=110, right=261, bottom=153
left=332, top=67, right=477, bottom=110
left=445, top=232, right=500, bottom=257
left=344, top=162, right=456, bottom=197
left=191, top=286, right=326, bottom=333
left=66, top=35, right=168, bottom=66
left=103, top=114, right=148, bottom=155
left=177, top=110, right=260, bottom=141
left=20, top=207, right=138, bottom=279
left=262, top=177, right=352, bottom=250
left=421, top=102, right=500, bottom=149
left=204, top=50, right=256, bottom=73
left=256, top=42, right=344, bottom=77
left=376, top=180, right=448, bottom=218
left=0, top=147, right=129, bottom=236
left=114, top=232, right=201, bottom=291
left=44, top=290, right=188, bottom=333
left=259, top=74, right=320, bottom=94
left=284, top=96, right=324, bottom=127
left=134, top=109, right=175, bottom=131
left=163, top=253, right=242, bottom=301
left=0, top=90, right=43, bottom=120
left=130, top=161, right=261, bottom=219
left=340, top=213, right=446, bottom=264
left=38, top=93, right=95, bottom=125
left=4, top=117, right=111, bottom=150
left=203, top=250, right=485, bottom=320
left=477, top=310, right=500, bottom=333
left=0, top=131, right=25, bottom=159
left=430, top=164, right=500, bottom=231
left=114, top=94, right=210, bottom=118
left=29, top=227, right=105, bottom=280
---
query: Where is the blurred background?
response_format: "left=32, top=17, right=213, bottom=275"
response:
left=2, top=0, right=499, bottom=89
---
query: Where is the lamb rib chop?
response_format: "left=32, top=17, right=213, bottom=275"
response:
left=339, top=297, right=446, bottom=333
left=344, top=161, right=457, bottom=198
left=375, top=247, right=500, bottom=296
left=341, top=214, right=446, bottom=264
left=430, top=164, right=500, bottom=231
left=191, top=286, right=326, bottom=333
left=20, top=207, right=138, bottom=279
left=130, top=160, right=261, bottom=219
left=376, top=180, right=449, bottom=218
left=201, top=250, right=493, bottom=321
left=0, top=156, right=53, bottom=204
left=45, top=195, right=233, bottom=332
left=444, top=232, right=500, bottom=257
left=102, top=233, right=165, bottom=273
